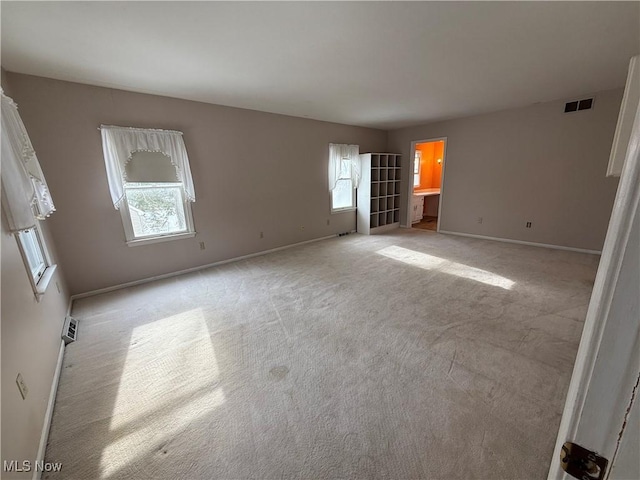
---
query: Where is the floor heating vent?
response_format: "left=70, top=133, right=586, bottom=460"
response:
left=62, top=316, right=78, bottom=344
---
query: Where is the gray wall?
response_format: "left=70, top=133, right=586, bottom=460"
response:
left=388, top=89, right=623, bottom=251
left=1, top=70, right=71, bottom=478
left=6, top=73, right=387, bottom=295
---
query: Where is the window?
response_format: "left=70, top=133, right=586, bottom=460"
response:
left=125, top=183, right=187, bottom=238
left=414, top=150, right=421, bottom=187
left=118, top=152, right=195, bottom=244
left=2, top=91, right=57, bottom=298
left=15, top=224, right=56, bottom=297
left=332, top=158, right=356, bottom=211
left=100, top=126, right=197, bottom=246
left=18, top=228, right=46, bottom=282
left=329, top=144, right=360, bottom=213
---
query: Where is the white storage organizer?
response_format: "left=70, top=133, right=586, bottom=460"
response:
left=357, top=153, right=402, bottom=234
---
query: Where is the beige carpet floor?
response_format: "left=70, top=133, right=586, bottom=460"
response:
left=44, top=229, right=598, bottom=480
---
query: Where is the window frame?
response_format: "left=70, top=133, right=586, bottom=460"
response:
left=119, top=181, right=196, bottom=247
left=331, top=179, right=357, bottom=213
left=413, top=150, right=422, bottom=187
left=15, top=223, right=57, bottom=299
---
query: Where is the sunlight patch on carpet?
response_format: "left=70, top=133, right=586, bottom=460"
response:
left=377, top=245, right=515, bottom=290
left=99, top=308, right=225, bottom=477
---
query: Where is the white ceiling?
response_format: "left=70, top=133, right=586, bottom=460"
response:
left=2, top=2, right=639, bottom=129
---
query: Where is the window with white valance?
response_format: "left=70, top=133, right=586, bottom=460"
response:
left=1, top=90, right=57, bottom=297
left=328, top=143, right=360, bottom=212
left=100, top=125, right=197, bottom=245
left=1, top=92, right=56, bottom=230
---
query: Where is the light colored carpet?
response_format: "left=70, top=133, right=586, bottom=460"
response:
left=44, top=229, right=597, bottom=480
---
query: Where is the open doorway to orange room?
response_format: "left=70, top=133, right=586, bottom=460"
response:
left=409, top=138, right=446, bottom=231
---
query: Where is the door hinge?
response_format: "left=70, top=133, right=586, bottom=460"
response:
left=560, top=442, right=608, bottom=480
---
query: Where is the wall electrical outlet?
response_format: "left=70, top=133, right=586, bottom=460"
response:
left=16, top=373, right=28, bottom=400
left=477, top=217, right=483, bottom=224
left=526, top=221, right=532, bottom=228
left=300, top=226, right=305, bottom=231
left=327, top=219, right=330, bottom=226
left=199, top=242, right=205, bottom=250
left=260, top=231, right=264, bottom=239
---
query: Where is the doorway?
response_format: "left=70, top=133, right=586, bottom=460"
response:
left=408, top=138, right=446, bottom=232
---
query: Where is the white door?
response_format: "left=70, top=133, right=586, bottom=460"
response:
left=548, top=98, right=640, bottom=479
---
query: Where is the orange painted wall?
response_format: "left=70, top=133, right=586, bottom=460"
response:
left=415, top=140, right=444, bottom=189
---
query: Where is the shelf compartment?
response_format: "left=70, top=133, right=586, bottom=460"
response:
left=393, top=210, right=400, bottom=223
left=387, top=211, right=394, bottom=224
left=370, top=213, right=379, bottom=228
left=371, top=183, right=379, bottom=197
left=371, top=155, right=380, bottom=168
left=372, top=169, right=379, bottom=182
left=388, top=169, right=395, bottom=181
left=370, top=199, right=378, bottom=213
left=379, top=183, right=387, bottom=196
left=387, top=182, right=394, bottom=195
left=378, top=198, right=387, bottom=212
left=379, top=212, right=387, bottom=226
left=379, top=169, right=387, bottom=181
left=380, top=155, right=388, bottom=167
left=389, top=156, right=396, bottom=168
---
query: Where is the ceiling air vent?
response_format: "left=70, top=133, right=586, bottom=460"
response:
left=565, top=98, right=594, bottom=113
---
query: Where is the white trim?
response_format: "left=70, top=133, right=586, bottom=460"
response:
left=405, top=137, right=448, bottom=230
left=33, top=340, right=65, bottom=480
left=330, top=181, right=357, bottom=213
left=35, top=264, right=57, bottom=299
left=119, top=184, right=196, bottom=244
left=126, top=231, right=196, bottom=247
left=71, top=233, right=345, bottom=300
left=607, top=55, right=639, bottom=177
left=331, top=206, right=356, bottom=215
left=438, top=230, right=602, bottom=255
left=15, top=222, right=57, bottom=299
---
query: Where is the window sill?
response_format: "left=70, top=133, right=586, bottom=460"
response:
left=126, top=231, right=196, bottom=247
left=331, top=207, right=356, bottom=214
left=35, top=264, right=57, bottom=300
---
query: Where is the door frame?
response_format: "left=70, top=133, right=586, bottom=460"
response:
left=405, top=137, right=448, bottom=231
left=548, top=100, right=640, bottom=479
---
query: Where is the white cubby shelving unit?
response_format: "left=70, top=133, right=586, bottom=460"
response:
left=357, top=153, right=402, bottom=234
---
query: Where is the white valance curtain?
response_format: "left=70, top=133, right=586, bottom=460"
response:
left=1, top=91, right=56, bottom=232
left=100, top=125, right=196, bottom=209
left=328, top=143, right=361, bottom=192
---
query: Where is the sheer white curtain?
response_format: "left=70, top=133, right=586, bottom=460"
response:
left=100, top=125, right=196, bottom=209
left=328, top=143, right=360, bottom=192
left=1, top=91, right=56, bottom=232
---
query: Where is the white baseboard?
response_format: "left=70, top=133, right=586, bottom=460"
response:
left=438, top=230, right=602, bottom=255
left=72, top=232, right=351, bottom=300
left=33, top=339, right=65, bottom=480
